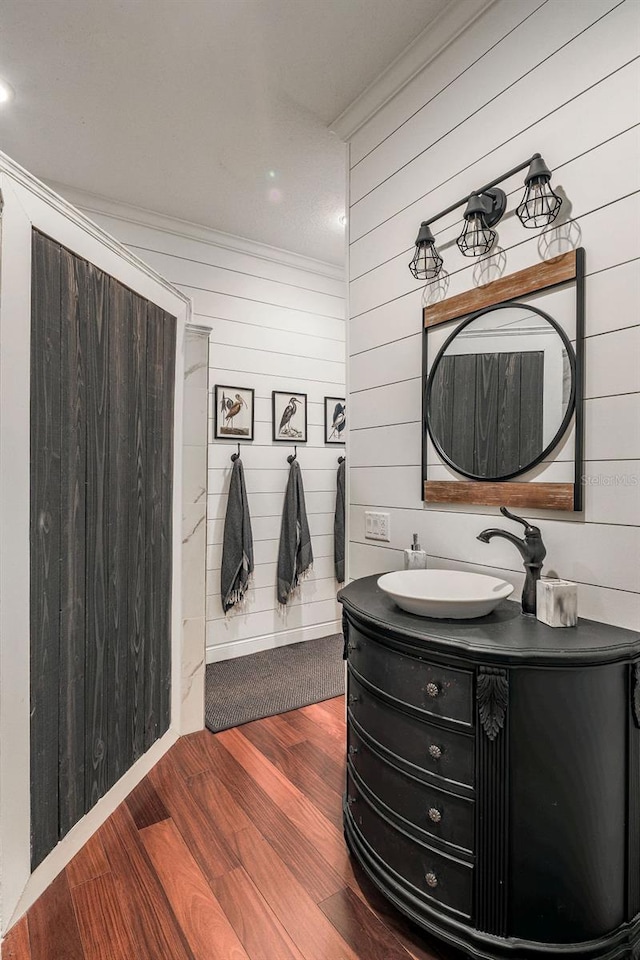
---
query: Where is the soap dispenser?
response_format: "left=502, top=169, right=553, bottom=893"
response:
left=404, top=533, right=427, bottom=570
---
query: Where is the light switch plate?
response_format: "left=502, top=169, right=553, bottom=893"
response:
left=379, top=512, right=390, bottom=541
left=365, top=511, right=390, bottom=542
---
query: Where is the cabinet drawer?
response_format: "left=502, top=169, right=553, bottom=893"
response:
left=346, top=772, right=473, bottom=918
left=348, top=725, right=474, bottom=854
left=348, top=671, right=475, bottom=789
left=347, top=626, right=473, bottom=725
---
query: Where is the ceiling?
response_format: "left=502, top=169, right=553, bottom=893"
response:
left=0, top=0, right=451, bottom=265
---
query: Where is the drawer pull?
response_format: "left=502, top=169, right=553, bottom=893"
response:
left=348, top=694, right=360, bottom=706
left=428, top=744, right=443, bottom=759
left=425, top=872, right=439, bottom=889
left=425, top=682, right=441, bottom=699
left=347, top=642, right=360, bottom=653
left=428, top=807, right=442, bottom=824
left=348, top=795, right=357, bottom=805
left=348, top=745, right=359, bottom=755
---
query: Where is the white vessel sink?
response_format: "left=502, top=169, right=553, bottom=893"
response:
left=377, top=569, right=514, bottom=619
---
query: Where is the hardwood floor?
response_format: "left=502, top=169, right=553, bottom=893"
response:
left=2, top=697, right=462, bottom=960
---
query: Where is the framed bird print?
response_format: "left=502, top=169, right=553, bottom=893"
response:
left=214, top=384, right=255, bottom=440
left=272, top=390, right=308, bottom=442
left=324, top=397, right=346, bottom=444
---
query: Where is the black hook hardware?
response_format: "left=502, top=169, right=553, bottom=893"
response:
left=287, top=445, right=297, bottom=464
left=231, top=443, right=241, bottom=462
left=338, top=455, right=345, bottom=464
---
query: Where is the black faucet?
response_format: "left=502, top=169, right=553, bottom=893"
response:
left=477, top=507, right=546, bottom=616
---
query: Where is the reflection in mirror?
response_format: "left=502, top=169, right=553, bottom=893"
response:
left=427, top=303, right=574, bottom=481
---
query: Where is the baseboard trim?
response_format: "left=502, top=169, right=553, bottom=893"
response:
left=206, top=619, right=342, bottom=663
left=5, top=726, right=178, bottom=934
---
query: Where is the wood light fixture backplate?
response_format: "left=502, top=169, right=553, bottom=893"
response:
left=422, top=249, right=585, bottom=511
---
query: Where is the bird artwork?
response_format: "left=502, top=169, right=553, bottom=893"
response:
left=221, top=391, right=247, bottom=428
left=329, top=401, right=346, bottom=441
left=216, top=386, right=253, bottom=438
left=278, top=397, right=299, bottom=436
left=272, top=391, right=307, bottom=442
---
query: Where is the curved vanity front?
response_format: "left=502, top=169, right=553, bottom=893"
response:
left=339, top=575, right=640, bottom=960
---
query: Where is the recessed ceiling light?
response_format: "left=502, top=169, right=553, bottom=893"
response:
left=0, top=79, right=14, bottom=104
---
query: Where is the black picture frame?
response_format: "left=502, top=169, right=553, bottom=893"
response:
left=272, top=390, right=308, bottom=442
left=324, top=396, right=346, bottom=444
left=214, top=384, right=255, bottom=441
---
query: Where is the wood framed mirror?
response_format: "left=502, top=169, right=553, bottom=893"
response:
left=422, top=249, right=584, bottom=511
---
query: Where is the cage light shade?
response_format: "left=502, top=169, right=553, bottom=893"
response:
left=517, top=156, right=562, bottom=228
left=409, top=222, right=443, bottom=280
left=456, top=190, right=505, bottom=257
left=457, top=214, right=496, bottom=257
left=456, top=195, right=497, bottom=257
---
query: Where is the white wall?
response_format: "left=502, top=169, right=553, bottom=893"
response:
left=202, top=244, right=346, bottom=662
left=181, top=328, right=209, bottom=728
left=57, top=190, right=347, bottom=661
left=344, top=0, right=640, bottom=629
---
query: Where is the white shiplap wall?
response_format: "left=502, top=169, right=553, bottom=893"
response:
left=201, top=249, right=345, bottom=661
left=345, top=0, right=640, bottom=629
left=54, top=192, right=346, bottom=662
left=204, top=270, right=345, bottom=660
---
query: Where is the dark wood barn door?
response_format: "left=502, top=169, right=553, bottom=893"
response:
left=30, top=230, right=176, bottom=869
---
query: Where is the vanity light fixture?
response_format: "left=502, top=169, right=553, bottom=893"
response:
left=409, top=153, right=561, bottom=279
left=409, top=222, right=443, bottom=279
left=456, top=189, right=506, bottom=258
left=516, top=155, right=562, bottom=228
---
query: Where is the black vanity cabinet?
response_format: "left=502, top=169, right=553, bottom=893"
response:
left=339, top=576, right=640, bottom=960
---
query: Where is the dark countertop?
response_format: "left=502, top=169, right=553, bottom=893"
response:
left=338, top=575, right=640, bottom=666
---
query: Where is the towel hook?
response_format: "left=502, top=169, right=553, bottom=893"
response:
left=231, top=443, right=241, bottom=462
left=287, top=445, right=297, bottom=464
left=338, top=456, right=345, bottom=464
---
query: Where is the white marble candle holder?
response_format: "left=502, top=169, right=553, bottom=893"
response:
left=536, top=578, right=578, bottom=628
left=404, top=548, right=427, bottom=570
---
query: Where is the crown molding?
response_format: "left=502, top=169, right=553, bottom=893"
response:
left=186, top=323, right=212, bottom=337
left=330, top=0, right=497, bottom=142
left=0, top=152, right=191, bottom=307
left=47, top=181, right=346, bottom=284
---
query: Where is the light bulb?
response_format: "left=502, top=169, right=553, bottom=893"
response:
left=457, top=213, right=496, bottom=258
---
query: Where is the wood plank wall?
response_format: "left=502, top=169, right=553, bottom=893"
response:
left=30, top=230, right=176, bottom=870
left=347, top=0, right=640, bottom=629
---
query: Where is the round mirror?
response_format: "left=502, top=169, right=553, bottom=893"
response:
left=426, top=302, right=575, bottom=481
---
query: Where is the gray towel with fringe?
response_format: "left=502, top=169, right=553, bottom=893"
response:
left=277, top=459, right=313, bottom=606
left=221, top=458, right=254, bottom=613
left=334, top=459, right=345, bottom=583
